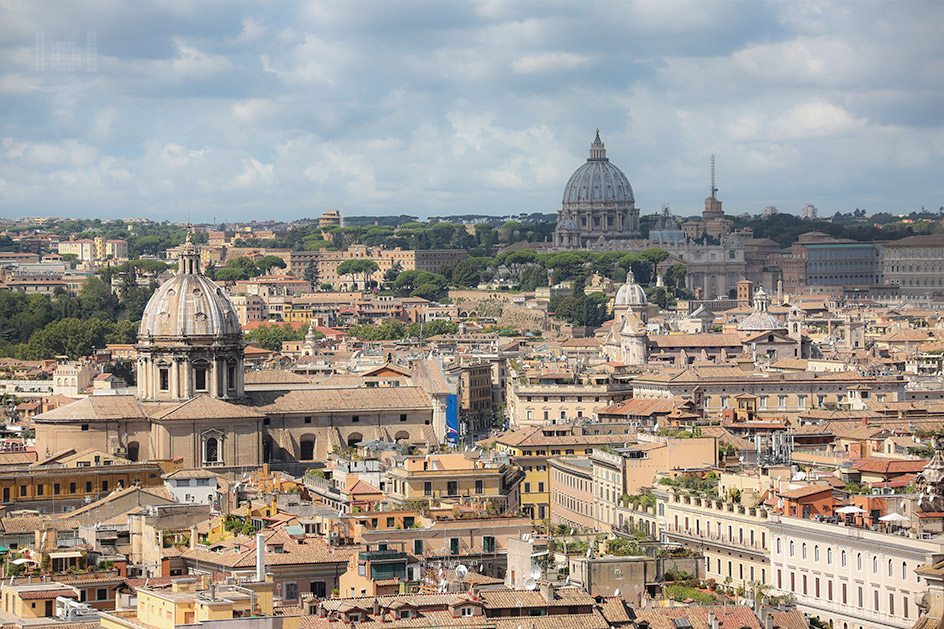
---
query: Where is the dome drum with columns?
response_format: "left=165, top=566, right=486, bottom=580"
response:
left=136, top=233, right=245, bottom=401
left=554, top=130, right=641, bottom=248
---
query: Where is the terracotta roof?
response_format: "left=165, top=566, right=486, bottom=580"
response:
left=247, top=386, right=431, bottom=413
left=596, top=398, right=674, bottom=417
left=632, top=605, right=762, bottom=629
left=778, top=484, right=833, bottom=499
left=649, top=333, right=743, bottom=348
left=19, top=588, right=78, bottom=600
left=850, top=458, right=927, bottom=475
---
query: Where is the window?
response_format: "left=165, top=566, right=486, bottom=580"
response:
left=204, top=437, right=219, bottom=463
left=304, top=416, right=311, bottom=424
left=802, top=543, right=807, bottom=559
left=81, top=424, right=89, bottom=432
left=450, top=538, right=460, bottom=555
left=827, top=547, right=832, bottom=564
left=461, top=607, right=474, bottom=617
left=789, top=541, right=794, bottom=557
left=841, top=550, right=847, bottom=567
left=96, top=588, right=108, bottom=601
left=69, top=482, right=76, bottom=494
left=352, top=415, right=359, bottom=423
left=475, top=480, right=484, bottom=494
left=414, top=539, right=424, bottom=555
left=873, top=556, right=878, bottom=574
left=483, top=536, right=496, bottom=553
left=159, top=368, right=169, bottom=391
left=423, top=481, right=432, bottom=496
left=537, top=482, right=545, bottom=493
left=814, top=545, right=819, bottom=561
left=888, top=559, right=894, bottom=577
left=523, top=482, right=531, bottom=493
left=85, top=481, right=92, bottom=492
left=36, top=485, right=43, bottom=496
left=447, top=481, right=458, bottom=496
left=19, top=486, right=26, bottom=497
left=857, top=553, right=862, bottom=570
left=53, top=483, right=60, bottom=495
left=194, top=368, right=207, bottom=391
left=101, top=480, right=108, bottom=492
left=776, top=538, right=782, bottom=553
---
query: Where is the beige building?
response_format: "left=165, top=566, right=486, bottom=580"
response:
left=506, top=368, right=632, bottom=428
left=769, top=513, right=939, bottom=629
left=883, top=234, right=944, bottom=301
left=288, top=245, right=467, bottom=289
left=385, top=453, right=522, bottom=514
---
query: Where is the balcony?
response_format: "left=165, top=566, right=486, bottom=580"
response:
left=662, top=525, right=768, bottom=556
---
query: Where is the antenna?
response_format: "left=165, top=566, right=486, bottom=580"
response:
left=710, top=154, right=717, bottom=199
left=524, top=578, right=537, bottom=591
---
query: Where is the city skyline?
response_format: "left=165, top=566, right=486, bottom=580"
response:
left=1, top=1, right=943, bottom=222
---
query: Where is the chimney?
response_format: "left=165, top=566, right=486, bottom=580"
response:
left=765, top=612, right=774, bottom=629
left=707, top=612, right=719, bottom=629
left=255, top=532, right=266, bottom=582
left=372, top=598, right=381, bottom=615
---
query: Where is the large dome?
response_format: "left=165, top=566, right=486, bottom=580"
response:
left=562, top=131, right=635, bottom=205
left=139, top=238, right=241, bottom=340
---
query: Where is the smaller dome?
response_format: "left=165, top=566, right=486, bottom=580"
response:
left=738, top=312, right=784, bottom=332
left=557, top=217, right=578, bottom=232
left=615, top=271, right=647, bottom=306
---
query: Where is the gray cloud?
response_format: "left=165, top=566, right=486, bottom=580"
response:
left=0, top=0, right=942, bottom=221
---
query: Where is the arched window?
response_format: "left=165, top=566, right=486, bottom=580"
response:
left=776, top=538, right=782, bottom=554
left=789, top=541, right=795, bottom=557
left=857, top=553, right=862, bottom=570
left=814, top=545, right=820, bottom=562
left=873, top=556, right=878, bottom=574
left=903, top=562, right=908, bottom=580
left=802, top=543, right=807, bottom=560
left=888, top=559, right=893, bottom=577
left=841, top=550, right=847, bottom=567
left=204, top=437, right=219, bottom=463
left=126, top=441, right=140, bottom=462
left=347, top=432, right=363, bottom=447
left=827, top=548, right=833, bottom=564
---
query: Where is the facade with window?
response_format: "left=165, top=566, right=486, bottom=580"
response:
left=769, top=513, right=940, bottom=629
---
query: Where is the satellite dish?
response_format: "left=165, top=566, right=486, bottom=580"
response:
left=524, top=578, right=537, bottom=591
left=530, top=567, right=541, bottom=580
left=455, top=565, right=469, bottom=580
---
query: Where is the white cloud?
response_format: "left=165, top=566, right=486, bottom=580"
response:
left=512, top=52, right=591, bottom=74
left=0, top=1, right=941, bottom=219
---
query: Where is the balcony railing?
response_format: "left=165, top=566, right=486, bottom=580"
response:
left=663, top=525, right=768, bottom=555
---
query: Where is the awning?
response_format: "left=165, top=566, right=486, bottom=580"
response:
left=48, top=551, right=83, bottom=559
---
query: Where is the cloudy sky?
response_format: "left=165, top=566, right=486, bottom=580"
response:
left=1, top=1, right=943, bottom=222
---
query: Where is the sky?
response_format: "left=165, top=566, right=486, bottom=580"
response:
left=1, top=1, right=943, bottom=223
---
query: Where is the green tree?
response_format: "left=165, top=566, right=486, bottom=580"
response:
left=336, top=259, right=380, bottom=290
left=244, top=323, right=307, bottom=352
left=79, top=277, right=120, bottom=320
left=255, top=255, right=287, bottom=274
left=303, top=261, right=319, bottom=286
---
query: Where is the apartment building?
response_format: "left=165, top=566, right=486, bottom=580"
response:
left=490, top=426, right=636, bottom=521
left=288, top=245, right=467, bottom=288
left=658, top=489, right=771, bottom=593
left=631, top=367, right=906, bottom=423
left=769, top=513, right=939, bottom=629
left=883, top=235, right=944, bottom=301
left=506, top=365, right=633, bottom=428
left=385, top=453, right=523, bottom=514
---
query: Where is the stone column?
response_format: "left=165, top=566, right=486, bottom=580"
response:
left=209, top=358, right=219, bottom=398
left=171, top=358, right=179, bottom=399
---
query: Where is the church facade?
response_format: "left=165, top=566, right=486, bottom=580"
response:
left=34, top=235, right=441, bottom=474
